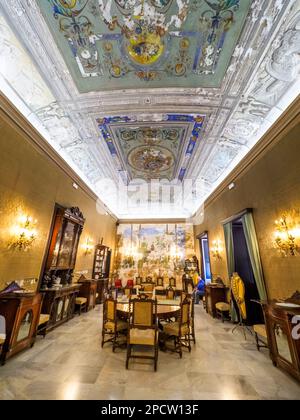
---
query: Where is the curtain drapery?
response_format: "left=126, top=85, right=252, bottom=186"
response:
left=241, top=212, right=267, bottom=301
left=223, top=222, right=238, bottom=321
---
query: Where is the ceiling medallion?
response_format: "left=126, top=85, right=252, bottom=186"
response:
left=128, top=146, right=174, bottom=174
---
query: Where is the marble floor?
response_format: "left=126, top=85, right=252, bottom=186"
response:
left=0, top=305, right=300, bottom=400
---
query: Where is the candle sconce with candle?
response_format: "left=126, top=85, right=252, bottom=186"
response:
left=211, top=240, right=222, bottom=260
left=274, top=211, right=300, bottom=256
left=9, top=215, right=38, bottom=251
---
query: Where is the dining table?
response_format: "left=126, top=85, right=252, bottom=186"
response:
left=117, top=297, right=181, bottom=321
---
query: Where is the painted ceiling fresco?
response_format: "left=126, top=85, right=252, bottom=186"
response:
left=38, top=0, right=251, bottom=92
left=97, top=114, right=205, bottom=181
left=1, top=1, right=300, bottom=219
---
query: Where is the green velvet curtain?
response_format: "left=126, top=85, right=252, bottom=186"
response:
left=241, top=212, right=267, bottom=301
left=223, top=222, right=238, bottom=321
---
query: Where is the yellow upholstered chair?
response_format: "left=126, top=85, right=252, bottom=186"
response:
left=163, top=296, right=191, bottom=358
left=102, top=297, right=128, bottom=352
left=166, top=287, right=176, bottom=300
left=144, top=282, right=154, bottom=292
left=155, top=277, right=165, bottom=290
left=123, top=287, right=132, bottom=298
left=75, top=297, right=87, bottom=315
left=215, top=288, right=231, bottom=323
left=126, top=294, right=159, bottom=371
left=253, top=324, right=268, bottom=351
left=169, top=277, right=176, bottom=288
left=37, top=314, right=50, bottom=337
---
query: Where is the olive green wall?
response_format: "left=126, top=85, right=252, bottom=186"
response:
left=194, top=117, right=300, bottom=300
left=0, top=115, right=117, bottom=291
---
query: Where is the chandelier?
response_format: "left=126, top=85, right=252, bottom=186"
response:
left=99, top=0, right=190, bottom=66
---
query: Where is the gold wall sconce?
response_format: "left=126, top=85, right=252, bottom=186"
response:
left=211, top=240, right=222, bottom=260
left=83, top=237, right=94, bottom=256
left=9, top=215, right=38, bottom=251
left=274, top=212, right=300, bottom=256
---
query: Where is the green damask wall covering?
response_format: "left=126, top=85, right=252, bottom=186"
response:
left=114, top=223, right=195, bottom=284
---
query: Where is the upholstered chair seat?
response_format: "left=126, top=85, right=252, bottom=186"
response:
left=76, top=297, right=87, bottom=305
left=38, top=314, right=50, bottom=327
left=155, top=286, right=165, bottom=291
left=163, top=322, right=190, bottom=337
left=215, top=302, right=231, bottom=312
left=253, top=324, right=267, bottom=338
left=75, top=297, right=88, bottom=315
left=104, top=320, right=128, bottom=333
left=129, top=328, right=158, bottom=346
left=253, top=323, right=268, bottom=351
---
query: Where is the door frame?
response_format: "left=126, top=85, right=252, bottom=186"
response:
left=196, top=231, right=212, bottom=283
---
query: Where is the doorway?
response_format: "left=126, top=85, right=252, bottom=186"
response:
left=232, top=219, right=263, bottom=325
left=198, top=232, right=212, bottom=284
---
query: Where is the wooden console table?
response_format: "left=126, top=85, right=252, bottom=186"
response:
left=205, top=284, right=227, bottom=318
left=0, top=293, right=43, bottom=365
left=40, top=285, right=80, bottom=334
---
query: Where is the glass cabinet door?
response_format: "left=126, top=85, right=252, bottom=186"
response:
left=17, top=310, right=33, bottom=342
left=57, top=221, right=76, bottom=268
left=274, top=324, right=293, bottom=364
left=56, top=299, right=64, bottom=322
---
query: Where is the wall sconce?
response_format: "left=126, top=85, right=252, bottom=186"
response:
left=211, top=240, right=222, bottom=260
left=274, top=212, right=300, bottom=256
left=9, top=215, right=38, bottom=251
left=83, top=238, right=94, bottom=256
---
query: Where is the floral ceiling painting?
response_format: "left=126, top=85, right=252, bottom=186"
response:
left=114, top=223, right=195, bottom=281
left=38, top=0, right=251, bottom=92
left=97, top=114, right=206, bottom=181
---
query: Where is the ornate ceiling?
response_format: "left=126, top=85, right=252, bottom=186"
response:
left=38, top=0, right=250, bottom=91
left=0, top=0, right=300, bottom=219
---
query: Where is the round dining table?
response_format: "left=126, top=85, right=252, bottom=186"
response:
left=117, top=302, right=180, bottom=321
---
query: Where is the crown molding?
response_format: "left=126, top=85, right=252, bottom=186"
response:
left=203, top=94, right=300, bottom=211
left=0, top=92, right=118, bottom=221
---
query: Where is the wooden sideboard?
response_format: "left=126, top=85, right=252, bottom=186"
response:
left=0, top=293, right=43, bottom=365
left=78, top=279, right=98, bottom=311
left=40, top=285, right=80, bottom=334
left=263, top=300, right=300, bottom=382
left=205, top=284, right=227, bottom=318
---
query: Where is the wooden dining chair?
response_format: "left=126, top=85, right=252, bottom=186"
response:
left=126, top=294, right=159, bottom=372
left=163, top=296, right=191, bottom=358
left=169, top=277, right=176, bottom=288
left=101, top=297, right=128, bottom=352
left=166, top=287, right=176, bottom=300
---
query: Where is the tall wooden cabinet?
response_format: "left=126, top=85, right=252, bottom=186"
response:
left=93, top=245, right=111, bottom=280
left=93, top=245, right=111, bottom=304
left=40, top=206, right=85, bottom=289
left=0, top=293, right=43, bottom=365
left=39, top=205, right=85, bottom=332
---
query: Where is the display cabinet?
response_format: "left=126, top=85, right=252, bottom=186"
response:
left=40, top=285, right=80, bottom=334
left=40, top=206, right=85, bottom=289
left=0, top=293, right=43, bottom=365
left=93, top=245, right=111, bottom=280
left=263, top=294, right=300, bottom=382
